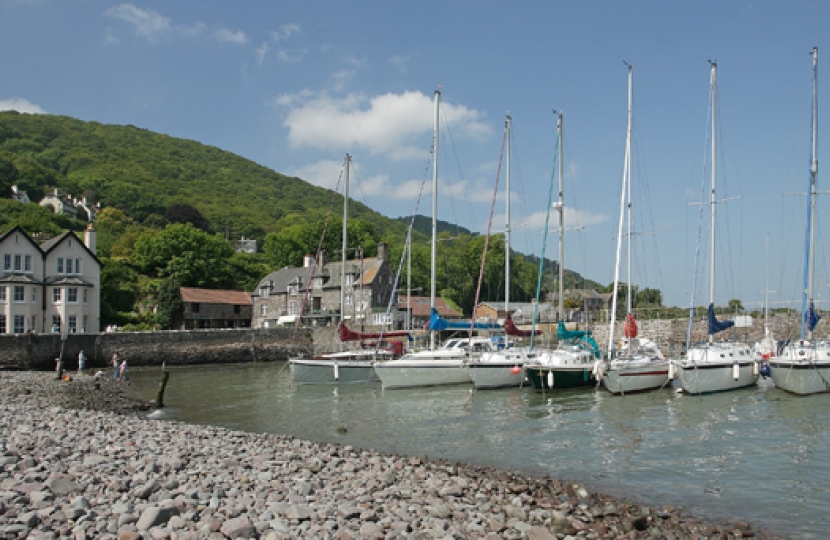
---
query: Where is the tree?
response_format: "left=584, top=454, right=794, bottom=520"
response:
left=728, top=298, right=744, bottom=313
left=165, top=203, right=210, bottom=231
left=131, top=223, right=234, bottom=288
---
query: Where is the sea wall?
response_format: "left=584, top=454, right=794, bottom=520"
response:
left=0, top=328, right=314, bottom=371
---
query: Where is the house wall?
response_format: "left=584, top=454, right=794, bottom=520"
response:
left=44, top=237, right=100, bottom=334
left=183, top=301, right=253, bottom=329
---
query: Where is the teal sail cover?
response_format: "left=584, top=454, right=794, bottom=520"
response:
left=556, top=321, right=601, bottom=358
left=428, top=308, right=502, bottom=331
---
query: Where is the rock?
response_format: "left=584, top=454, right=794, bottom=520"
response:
left=135, top=505, right=180, bottom=530
left=220, top=515, right=256, bottom=538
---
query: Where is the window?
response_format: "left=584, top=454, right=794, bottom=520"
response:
left=260, top=287, right=269, bottom=299
left=0, top=286, right=5, bottom=302
left=75, top=258, right=81, bottom=274
left=52, top=315, right=61, bottom=333
left=313, top=277, right=323, bottom=289
left=82, top=315, right=88, bottom=333
left=0, top=315, right=5, bottom=333
left=68, top=315, right=77, bottom=333
left=3, top=254, right=9, bottom=271
left=288, top=284, right=298, bottom=296
left=31, top=315, right=35, bottom=332
left=192, top=302, right=200, bottom=313
left=234, top=305, right=241, bottom=314
left=24, top=255, right=31, bottom=272
left=288, top=301, right=298, bottom=315
left=13, top=254, right=21, bottom=271
left=57, top=258, right=64, bottom=274
left=260, top=304, right=268, bottom=316
left=31, top=287, right=37, bottom=303
left=345, top=274, right=354, bottom=286
left=68, top=288, right=78, bottom=303
left=13, top=315, right=24, bottom=334
left=13, top=285, right=24, bottom=302
left=66, top=258, right=73, bottom=274
left=53, top=288, right=62, bottom=303
left=83, top=289, right=88, bottom=304
left=345, top=293, right=354, bottom=306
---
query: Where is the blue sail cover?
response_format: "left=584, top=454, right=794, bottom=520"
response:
left=428, top=308, right=502, bottom=331
left=555, top=321, right=601, bottom=358
left=807, top=301, right=821, bottom=332
left=707, top=303, right=734, bottom=335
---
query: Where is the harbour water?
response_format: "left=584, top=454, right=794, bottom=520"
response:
left=127, top=362, right=829, bottom=538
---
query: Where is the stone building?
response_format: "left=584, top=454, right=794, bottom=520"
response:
left=252, top=243, right=396, bottom=329
left=0, top=224, right=101, bottom=334
left=179, top=287, right=252, bottom=330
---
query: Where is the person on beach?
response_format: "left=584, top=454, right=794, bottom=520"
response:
left=78, top=350, right=86, bottom=374
left=112, top=352, right=119, bottom=380
left=118, top=358, right=127, bottom=381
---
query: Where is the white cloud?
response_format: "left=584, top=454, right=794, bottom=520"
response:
left=276, top=49, right=306, bottom=63
left=105, top=4, right=170, bottom=42
left=271, top=24, right=301, bottom=43
left=279, top=90, right=491, bottom=160
left=213, top=28, right=248, bottom=45
left=330, top=69, right=355, bottom=92
left=513, top=207, right=607, bottom=233
left=255, top=42, right=269, bottom=65
left=105, top=4, right=247, bottom=45
left=0, top=98, right=45, bottom=114
left=389, top=54, right=411, bottom=72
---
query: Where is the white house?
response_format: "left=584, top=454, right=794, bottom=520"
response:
left=0, top=224, right=101, bottom=334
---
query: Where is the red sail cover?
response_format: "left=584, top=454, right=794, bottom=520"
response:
left=624, top=313, right=638, bottom=338
left=504, top=313, right=541, bottom=337
left=338, top=321, right=410, bottom=342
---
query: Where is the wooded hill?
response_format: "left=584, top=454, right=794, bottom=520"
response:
left=0, top=111, right=609, bottom=328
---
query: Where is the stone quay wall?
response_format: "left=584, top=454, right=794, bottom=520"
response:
left=0, top=328, right=313, bottom=371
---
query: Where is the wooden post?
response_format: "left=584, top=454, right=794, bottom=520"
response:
left=155, top=370, right=170, bottom=408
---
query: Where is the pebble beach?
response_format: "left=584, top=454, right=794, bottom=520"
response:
left=1, top=371, right=781, bottom=539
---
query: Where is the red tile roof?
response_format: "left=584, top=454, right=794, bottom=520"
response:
left=180, top=287, right=252, bottom=305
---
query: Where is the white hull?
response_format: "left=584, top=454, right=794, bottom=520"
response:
left=675, top=342, right=758, bottom=394
left=600, top=357, right=670, bottom=394
left=468, top=349, right=528, bottom=389
left=374, top=356, right=471, bottom=389
left=769, top=341, right=830, bottom=395
left=289, top=350, right=392, bottom=385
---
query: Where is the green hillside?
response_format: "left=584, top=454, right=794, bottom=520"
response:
left=0, top=111, right=409, bottom=242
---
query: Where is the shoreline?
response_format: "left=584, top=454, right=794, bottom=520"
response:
left=1, top=371, right=782, bottom=539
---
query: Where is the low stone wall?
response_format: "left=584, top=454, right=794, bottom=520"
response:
left=0, top=328, right=313, bottom=371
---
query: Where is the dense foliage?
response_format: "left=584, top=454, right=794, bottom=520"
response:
left=0, top=112, right=620, bottom=329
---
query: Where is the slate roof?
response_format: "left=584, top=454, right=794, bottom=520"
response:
left=399, top=296, right=461, bottom=318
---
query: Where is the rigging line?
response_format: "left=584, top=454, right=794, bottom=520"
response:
left=470, top=120, right=507, bottom=340
left=685, top=95, right=714, bottom=351
left=437, top=104, right=466, bottom=238
left=292, top=163, right=345, bottom=342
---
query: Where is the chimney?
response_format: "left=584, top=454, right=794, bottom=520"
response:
left=84, top=223, right=97, bottom=254
left=303, top=254, right=314, bottom=268
left=377, top=242, right=388, bottom=263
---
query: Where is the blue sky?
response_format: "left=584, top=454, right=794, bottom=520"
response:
left=2, top=1, right=829, bottom=311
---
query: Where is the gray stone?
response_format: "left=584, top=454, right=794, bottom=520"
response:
left=135, top=505, right=180, bottom=531
left=220, top=515, right=256, bottom=539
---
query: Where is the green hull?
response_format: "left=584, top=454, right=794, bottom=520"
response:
left=525, top=367, right=594, bottom=391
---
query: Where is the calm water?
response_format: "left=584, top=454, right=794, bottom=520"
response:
left=127, top=362, right=829, bottom=538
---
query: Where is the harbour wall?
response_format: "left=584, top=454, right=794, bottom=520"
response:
left=0, top=328, right=314, bottom=371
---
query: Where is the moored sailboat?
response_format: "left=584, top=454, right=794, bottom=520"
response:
left=673, top=62, right=758, bottom=394
left=522, top=111, right=600, bottom=392
left=596, top=63, right=670, bottom=395
left=769, top=47, right=830, bottom=395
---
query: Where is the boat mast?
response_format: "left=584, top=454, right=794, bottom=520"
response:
left=556, top=112, right=565, bottom=323
left=609, top=64, right=632, bottom=356
left=430, top=90, right=440, bottom=350
left=505, top=114, right=512, bottom=315
left=708, top=61, right=718, bottom=345
left=804, top=46, right=819, bottom=340
left=340, top=153, right=350, bottom=325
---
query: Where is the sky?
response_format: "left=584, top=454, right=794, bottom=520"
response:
left=2, top=0, right=829, bottom=312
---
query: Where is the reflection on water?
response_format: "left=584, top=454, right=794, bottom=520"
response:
left=127, top=362, right=829, bottom=538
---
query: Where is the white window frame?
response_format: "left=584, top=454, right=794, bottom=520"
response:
left=13, top=254, right=21, bottom=271
left=68, top=315, right=77, bottom=333
left=13, top=314, right=25, bottom=334
left=57, top=258, right=64, bottom=274
left=260, top=304, right=268, bottom=316
left=24, top=254, right=31, bottom=272
left=0, top=286, right=5, bottom=303
left=13, top=285, right=24, bottom=303
left=68, top=288, right=78, bottom=303
left=31, top=287, right=37, bottom=303
left=53, top=288, right=62, bottom=304
left=3, top=254, right=9, bottom=271
left=83, top=289, right=88, bottom=304
left=288, top=301, right=298, bottom=315
left=52, top=315, right=61, bottom=333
